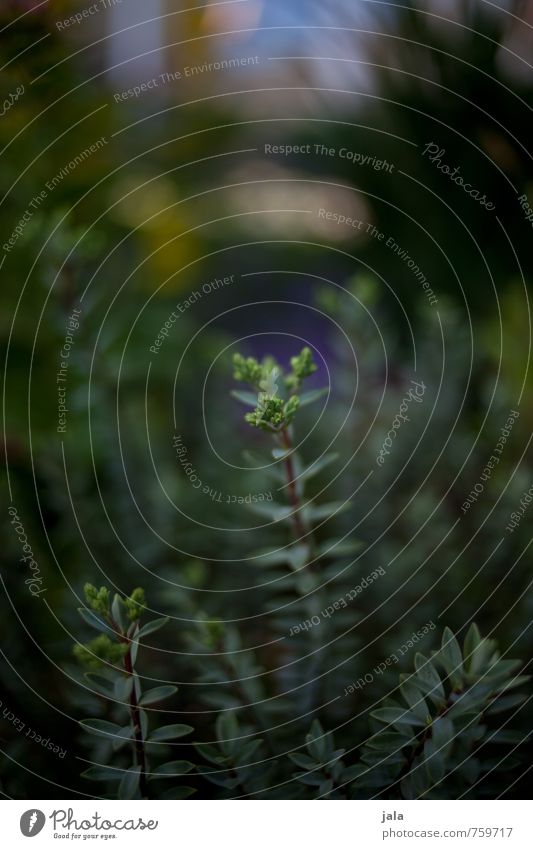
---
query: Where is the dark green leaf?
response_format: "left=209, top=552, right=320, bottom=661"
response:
left=298, top=388, right=328, bottom=407
left=81, top=765, right=123, bottom=782
left=150, top=760, right=195, bottom=779
left=79, top=719, right=122, bottom=740
left=423, top=738, right=445, bottom=784
left=414, top=654, right=445, bottom=704
left=159, top=786, right=196, bottom=799
left=118, top=765, right=141, bottom=799
left=137, top=618, right=170, bottom=640
left=304, top=501, right=349, bottom=522
left=301, top=453, right=339, bottom=481
left=147, top=724, right=193, bottom=742
left=85, top=673, right=116, bottom=698
left=370, top=707, right=425, bottom=728
left=195, top=743, right=227, bottom=765
left=289, top=752, right=318, bottom=769
left=400, top=679, right=429, bottom=722
left=431, top=715, right=454, bottom=758
left=486, top=693, right=528, bottom=715
left=139, top=685, right=178, bottom=706
left=78, top=608, right=114, bottom=636
left=231, top=389, right=258, bottom=407
left=111, top=594, right=127, bottom=633
left=114, top=675, right=133, bottom=701
left=440, top=627, right=463, bottom=688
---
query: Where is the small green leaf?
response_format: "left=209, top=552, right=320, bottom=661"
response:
left=159, top=786, right=196, bottom=799
left=139, top=709, right=148, bottom=740
left=81, top=765, right=123, bottom=782
left=139, top=685, right=178, bottom=705
left=294, top=771, right=324, bottom=786
left=248, top=501, right=294, bottom=521
left=118, top=765, right=141, bottom=799
left=315, top=538, right=362, bottom=558
left=79, top=719, right=122, bottom=740
left=231, top=390, right=259, bottom=407
left=489, top=730, right=528, bottom=745
left=486, top=693, right=528, bottom=715
left=149, top=760, right=195, bottom=779
left=304, top=501, right=349, bottom=522
left=370, top=707, right=425, bottom=728
left=111, top=594, right=127, bottom=632
left=234, top=739, right=263, bottom=765
left=366, top=731, right=415, bottom=751
left=78, top=608, right=114, bottom=636
left=400, top=680, right=429, bottom=721
left=114, top=675, right=133, bottom=701
left=147, top=724, right=194, bottom=742
left=439, top=627, right=463, bottom=688
left=431, top=715, right=454, bottom=758
left=305, top=719, right=328, bottom=761
left=424, top=738, right=445, bottom=784
left=130, top=639, right=139, bottom=665
left=298, top=388, right=328, bottom=407
left=463, top=623, right=481, bottom=671
left=195, top=743, right=226, bottom=765
left=414, top=653, right=445, bottom=704
left=301, top=453, right=339, bottom=481
left=112, top=725, right=135, bottom=752
left=137, top=617, right=170, bottom=640
left=289, top=752, right=319, bottom=769
left=85, top=673, right=116, bottom=698
left=216, top=711, right=240, bottom=756
left=286, top=545, right=310, bottom=571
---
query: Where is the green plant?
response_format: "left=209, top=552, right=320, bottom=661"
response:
left=74, top=583, right=195, bottom=799
left=289, top=719, right=362, bottom=798
left=195, top=711, right=270, bottom=797
left=349, top=624, right=530, bottom=799
left=231, top=348, right=360, bottom=715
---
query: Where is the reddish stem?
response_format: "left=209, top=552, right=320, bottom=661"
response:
left=123, top=645, right=148, bottom=797
left=280, top=428, right=308, bottom=541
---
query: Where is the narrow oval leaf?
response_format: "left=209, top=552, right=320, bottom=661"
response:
left=81, top=765, right=124, bottom=782
left=137, top=617, right=170, bottom=640
left=111, top=594, right=127, bottom=633
left=79, top=719, right=122, bottom=739
left=231, top=390, right=258, bottom=407
left=78, top=608, right=114, bottom=636
left=118, top=765, right=141, bottom=799
left=298, top=388, right=328, bottom=407
left=114, top=675, right=133, bottom=702
left=139, top=685, right=178, bottom=706
left=301, top=453, right=339, bottom=481
left=150, top=760, right=195, bottom=779
left=147, top=723, right=194, bottom=742
left=160, top=786, right=196, bottom=799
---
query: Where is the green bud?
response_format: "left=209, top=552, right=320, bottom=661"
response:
left=124, top=587, right=146, bottom=621
left=284, top=395, right=300, bottom=422
left=245, top=396, right=286, bottom=430
left=84, top=583, right=110, bottom=617
left=233, top=353, right=263, bottom=386
left=73, top=635, right=128, bottom=670
left=290, top=347, right=317, bottom=383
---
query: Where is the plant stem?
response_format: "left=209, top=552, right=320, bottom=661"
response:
left=278, top=427, right=322, bottom=712
left=279, top=427, right=309, bottom=542
left=123, top=647, right=148, bottom=797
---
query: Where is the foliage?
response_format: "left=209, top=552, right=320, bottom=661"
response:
left=349, top=624, right=530, bottom=799
left=74, top=585, right=194, bottom=800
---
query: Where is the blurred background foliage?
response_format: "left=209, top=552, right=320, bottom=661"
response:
left=1, top=0, right=532, bottom=798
